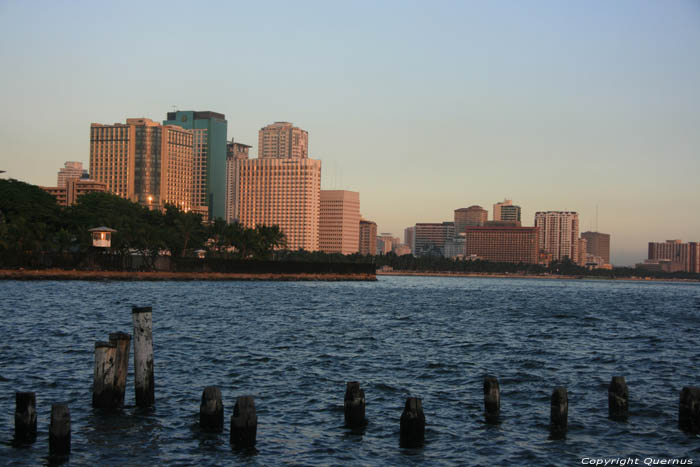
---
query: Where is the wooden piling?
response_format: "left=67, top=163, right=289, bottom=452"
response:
left=132, top=306, right=154, bottom=407
left=679, top=386, right=700, bottom=433
left=200, top=386, right=224, bottom=433
left=109, top=332, right=131, bottom=408
left=92, top=341, right=117, bottom=409
left=230, top=396, right=257, bottom=449
left=49, top=404, right=70, bottom=458
left=483, top=376, right=500, bottom=422
left=14, top=392, right=37, bottom=443
left=400, top=397, right=425, bottom=448
left=344, top=382, right=366, bottom=428
left=549, top=387, right=568, bottom=439
left=608, top=376, right=629, bottom=421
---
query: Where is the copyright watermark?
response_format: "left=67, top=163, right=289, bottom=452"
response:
left=581, top=458, right=693, bottom=466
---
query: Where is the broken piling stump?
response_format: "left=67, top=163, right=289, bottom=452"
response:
left=92, top=341, right=117, bottom=409
left=344, top=382, right=366, bottom=428
left=483, top=376, right=500, bottom=422
left=14, top=392, right=37, bottom=444
left=132, top=306, right=154, bottom=407
left=109, top=332, right=131, bottom=408
left=608, top=376, right=629, bottom=421
left=200, top=386, right=224, bottom=433
left=400, top=397, right=425, bottom=448
left=49, top=404, right=71, bottom=458
left=679, top=386, right=700, bottom=433
left=550, top=387, right=568, bottom=439
left=230, top=396, right=257, bottom=449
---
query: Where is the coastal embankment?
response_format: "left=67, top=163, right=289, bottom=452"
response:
left=376, top=270, right=700, bottom=283
left=0, top=269, right=376, bottom=281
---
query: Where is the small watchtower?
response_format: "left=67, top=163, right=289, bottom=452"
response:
left=88, top=226, right=117, bottom=248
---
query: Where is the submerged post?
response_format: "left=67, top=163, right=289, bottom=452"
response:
left=14, top=392, right=37, bottom=444
left=132, top=306, right=154, bottom=407
left=92, top=341, right=117, bottom=409
left=550, top=387, right=568, bottom=439
left=200, top=386, right=224, bottom=433
left=344, top=382, right=366, bottom=428
left=109, top=332, right=131, bottom=408
left=608, top=376, right=629, bottom=421
left=400, top=397, right=425, bottom=448
left=49, top=404, right=70, bottom=458
left=679, top=386, right=700, bottom=433
left=484, top=376, right=500, bottom=423
left=230, top=396, right=257, bottom=449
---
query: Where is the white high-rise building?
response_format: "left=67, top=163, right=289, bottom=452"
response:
left=57, top=161, right=86, bottom=188
left=319, top=190, right=360, bottom=254
left=534, top=211, right=579, bottom=261
left=493, top=199, right=521, bottom=222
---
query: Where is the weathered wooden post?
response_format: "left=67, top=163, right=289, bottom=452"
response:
left=484, top=376, right=500, bottom=422
left=344, top=382, right=366, bottom=428
left=230, top=396, right=257, bottom=448
left=92, top=341, right=117, bottom=409
left=14, top=392, right=37, bottom=443
left=608, top=376, right=629, bottom=421
left=400, top=397, right=425, bottom=448
left=132, top=306, right=154, bottom=407
left=109, top=332, right=131, bottom=408
left=200, top=386, right=224, bottom=433
left=549, top=387, right=568, bottom=439
left=49, top=404, right=70, bottom=458
left=679, top=386, right=700, bottom=433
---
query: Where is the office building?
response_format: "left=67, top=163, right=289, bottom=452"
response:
left=647, top=240, right=700, bottom=273
left=493, top=199, right=521, bottom=223
left=258, top=122, right=308, bottom=159
left=225, top=140, right=252, bottom=223
left=444, top=234, right=466, bottom=259
left=534, top=211, right=580, bottom=262
left=90, top=118, right=193, bottom=210
left=319, top=190, right=360, bottom=254
left=359, top=219, right=377, bottom=256
left=235, top=157, right=321, bottom=251
left=57, top=161, right=87, bottom=188
left=581, top=231, right=611, bottom=264
left=578, top=237, right=588, bottom=266
left=42, top=178, right=107, bottom=206
left=464, top=225, right=539, bottom=264
left=454, top=206, right=487, bottom=235
left=414, top=222, right=454, bottom=257
left=164, top=111, right=228, bottom=220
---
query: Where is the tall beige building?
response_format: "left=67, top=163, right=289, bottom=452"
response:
left=235, top=157, right=321, bottom=251
left=258, top=122, right=309, bottom=159
left=454, top=206, right=488, bottom=235
left=534, top=211, right=580, bottom=262
left=90, top=118, right=193, bottom=210
left=493, top=199, right=521, bottom=222
left=359, top=219, right=377, bottom=256
left=225, top=140, right=252, bottom=223
left=319, top=190, right=360, bottom=254
left=57, top=161, right=86, bottom=188
left=581, top=231, right=611, bottom=264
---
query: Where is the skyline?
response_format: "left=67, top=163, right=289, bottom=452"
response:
left=1, top=1, right=699, bottom=265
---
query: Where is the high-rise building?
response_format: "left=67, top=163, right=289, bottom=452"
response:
left=225, top=140, right=252, bottom=223
left=534, top=211, right=579, bottom=262
left=359, top=219, right=377, bottom=256
left=414, top=222, right=455, bottom=257
left=90, top=118, right=193, bottom=210
left=404, top=226, right=415, bottom=255
left=164, top=111, right=228, bottom=220
left=376, top=233, right=395, bottom=255
left=57, top=161, right=87, bottom=188
left=493, top=199, right=521, bottom=223
left=464, top=225, right=539, bottom=264
left=578, top=237, right=588, bottom=266
left=235, top=157, right=321, bottom=251
left=319, top=190, right=360, bottom=254
left=454, top=206, right=487, bottom=235
left=647, top=240, right=700, bottom=273
left=258, top=122, right=308, bottom=159
left=581, top=231, right=611, bottom=264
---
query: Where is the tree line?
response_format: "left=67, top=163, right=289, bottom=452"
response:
left=0, top=179, right=285, bottom=268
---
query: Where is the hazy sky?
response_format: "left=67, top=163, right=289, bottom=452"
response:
left=1, top=0, right=698, bottom=265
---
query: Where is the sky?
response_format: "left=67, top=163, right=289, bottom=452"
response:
left=1, top=0, right=698, bottom=265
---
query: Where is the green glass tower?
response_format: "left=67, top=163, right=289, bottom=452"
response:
left=164, top=111, right=227, bottom=220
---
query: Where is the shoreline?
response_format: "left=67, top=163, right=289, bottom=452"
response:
left=376, top=270, right=700, bottom=283
left=0, top=269, right=377, bottom=282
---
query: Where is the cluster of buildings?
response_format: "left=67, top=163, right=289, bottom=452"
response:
left=375, top=200, right=612, bottom=268
left=41, top=112, right=367, bottom=254
left=639, top=240, right=700, bottom=273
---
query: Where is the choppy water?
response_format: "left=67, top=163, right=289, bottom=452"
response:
left=1, top=277, right=699, bottom=466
